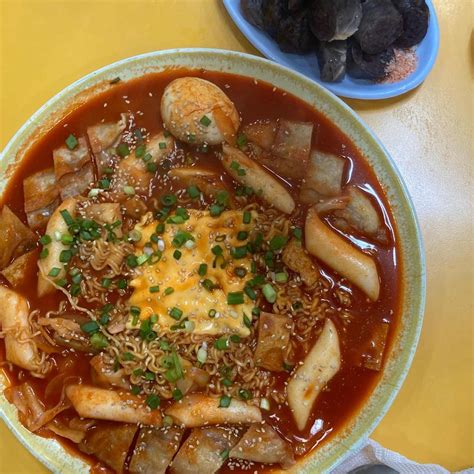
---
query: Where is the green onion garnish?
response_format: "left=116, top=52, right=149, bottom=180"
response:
left=262, top=283, right=277, bottom=303
left=65, top=134, right=78, bottom=150
left=243, top=211, right=251, bottom=224
left=161, top=194, right=177, bottom=206
left=169, top=307, right=183, bottom=320
left=269, top=235, right=288, bottom=251
left=149, top=286, right=160, bottom=293
left=172, top=388, right=183, bottom=401
left=292, top=227, right=303, bottom=241
left=187, top=185, right=200, bottom=199
left=219, top=395, right=232, bottom=408
left=116, top=143, right=130, bottom=157
left=238, top=389, right=252, bottom=400
left=90, top=332, right=108, bottom=349
left=101, top=278, right=112, bottom=288
left=227, top=291, right=244, bottom=305
left=59, top=249, right=72, bottom=263
left=208, top=309, right=217, bottom=318
left=275, top=272, right=288, bottom=283
left=135, top=144, right=146, bottom=158
left=146, top=394, right=160, bottom=409
left=244, top=286, right=257, bottom=300
left=48, top=267, right=61, bottom=277
left=173, top=249, right=182, bottom=260
left=200, top=115, right=211, bottom=127
left=243, top=313, right=252, bottom=328
left=214, top=337, right=229, bottom=351
left=198, top=263, right=208, bottom=276
left=234, top=267, right=247, bottom=278
left=39, top=234, right=52, bottom=245
left=237, top=231, right=248, bottom=241
left=81, top=321, right=99, bottom=334
left=164, top=287, right=174, bottom=295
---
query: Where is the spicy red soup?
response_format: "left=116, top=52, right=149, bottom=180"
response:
left=0, top=69, right=400, bottom=473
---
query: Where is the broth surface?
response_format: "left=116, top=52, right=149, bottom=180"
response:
left=0, top=69, right=401, bottom=472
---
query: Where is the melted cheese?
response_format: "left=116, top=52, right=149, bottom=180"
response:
left=129, top=209, right=257, bottom=336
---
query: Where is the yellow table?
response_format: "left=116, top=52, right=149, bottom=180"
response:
left=0, top=1, right=472, bottom=472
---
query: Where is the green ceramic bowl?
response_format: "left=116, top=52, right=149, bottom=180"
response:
left=0, top=49, right=426, bottom=473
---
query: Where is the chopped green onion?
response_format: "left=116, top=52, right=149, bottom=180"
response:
left=243, top=313, right=252, bottom=328
left=244, top=286, right=257, bottom=300
left=275, top=272, right=289, bottom=283
left=136, top=254, right=149, bottom=265
left=144, top=371, right=155, bottom=381
left=222, top=378, right=232, bottom=387
left=262, top=283, right=277, bottom=303
left=219, top=395, right=232, bottom=408
left=187, top=185, right=200, bottom=199
left=167, top=215, right=185, bottom=224
left=269, top=235, right=288, bottom=251
left=130, top=385, right=141, bottom=395
left=59, top=249, right=72, bottom=263
left=81, top=321, right=100, bottom=334
left=156, top=223, right=165, bottom=234
left=209, top=204, right=224, bottom=217
left=173, top=249, right=182, bottom=260
left=116, top=143, right=130, bottom=157
left=39, top=248, right=49, bottom=259
left=200, top=115, right=211, bottom=127
left=65, top=134, right=78, bottom=150
left=60, top=234, right=74, bottom=245
left=130, top=306, right=141, bottom=317
left=70, top=283, right=81, bottom=296
left=252, top=307, right=261, bottom=317
left=201, top=279, right=215, bottom=291
left=39, top=234, right=52, bottom=245
left=142, top=152, right=152, bottom=162
left=150, top=314, right=158, bottom=324
left=198, top=263, right=208, bottom=277
left=147, top=162, right=158, bottom=173
left=220, top=448, right=230, bottom=460
left=146, top=394, right=161, bottom=410
left=169, top=307, right=183, bottom=320
left=243, top=211, right=251, bottom=224
left=211, top=245, right=223, bottom=256
left=161, top=194, right=177, bottom=206
left=90, top=332, right=108, bottom=349
left=99, top=178, right=110, bottom=189
left=48, top=267, right=61, bottom=278
left=172, top=230, right=194, bottom=248
left=208, top=309, right=217, bottom=318
left=135, top=144, right=146, bottom=158
left=117, top=279, right=127, bottom=289
left=214, top=337, right=229, bottom=351
left=292, top=227, right=303, bottom=241
left=197, top=345, right=208, bottom=363
left=126, top=255, right=138, bottom=268
left=160, top=339, right=170, bottom=351
left=60, top=209, right=74, bottom=225
left=227, top=291, right=244, bottom=305
left=122, top=352, right=135, bottom=361
left=231, top=245, right=247, bottom=259
left=172, top=388, right=183, bottom=401
left=158, top=141, right=167, bottom=149
left=230, top=334, right=241, bottom=344
left=101, top=278, right=112, bottom=288
left=99, top=313, right=110, bottom=325
left=164, top=287, right=174, bottom=295
left=123, top=185, right=135, bottom=196
left=237, top=231, right=248, bottom=241
left=238, top=389, right=252, bottom=400
left=236, top=133, right=247, bottom=149
left=149, top=286, right=160, bottom=293
left=71, top=272, right=82, bottom=284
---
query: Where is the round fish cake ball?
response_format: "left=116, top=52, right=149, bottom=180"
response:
left=160, top=77, right=240, bottom=145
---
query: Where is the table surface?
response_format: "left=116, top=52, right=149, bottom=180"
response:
left=0, top=0, right=472, bottom=472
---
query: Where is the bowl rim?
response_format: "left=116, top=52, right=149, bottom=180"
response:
left=0, top=47, right=426, bottom=474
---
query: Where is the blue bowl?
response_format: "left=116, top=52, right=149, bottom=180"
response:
left=224, top=0, right=439, bottom=100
